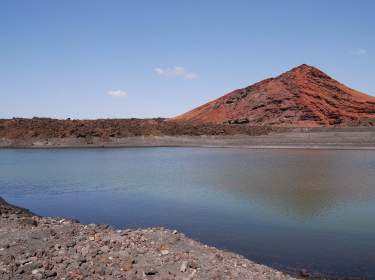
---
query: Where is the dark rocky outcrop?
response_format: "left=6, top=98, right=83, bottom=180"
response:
left=0, top=118, right=273, bottom=143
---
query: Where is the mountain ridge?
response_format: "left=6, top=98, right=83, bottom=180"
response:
left=173, top=64, right=375, bottom=127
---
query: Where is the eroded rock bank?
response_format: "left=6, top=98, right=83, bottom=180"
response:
left=1, top=118, right=375, bottom=149
left=0, top=197, right=298, bottom=280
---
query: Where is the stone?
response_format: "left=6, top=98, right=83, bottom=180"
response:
left=299, top=269, right=310, bottom=278
left=0, top=196, right=300, bottom=280
left=80, top=247, right=89, bottom=256
left=144, top=269, right=158, bottom=276
left=45, top=271, right=57, bottom=278
left=101, top=245, right=110, bottom=253
left=180, top=261, right=188, bottom=272
left=161, top=249, right=169, bottom=255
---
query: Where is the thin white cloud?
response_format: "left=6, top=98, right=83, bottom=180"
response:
left=154, top=66, right=198, bottom=80
left=107, top=90, right=128, bottom=97
left=184, top=72, right=198, bottom=80
left=350, top=48, right=367, bottom=56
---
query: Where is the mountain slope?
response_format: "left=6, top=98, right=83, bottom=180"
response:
left=173, top=64, right=375, bottom=126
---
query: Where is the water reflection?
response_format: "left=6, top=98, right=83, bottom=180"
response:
left=1, top=148, right=375, bottom=278
left=204, top=149, right=375, bottom=221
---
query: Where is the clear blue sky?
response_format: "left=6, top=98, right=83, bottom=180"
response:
left=1, top=0, right=374, bottom=119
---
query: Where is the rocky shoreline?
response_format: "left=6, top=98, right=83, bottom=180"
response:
left=1, top=118, right=375, bottom=150
left=0, top=197, right=300, bottom=280
left=1, top=129, right=375, bottom=150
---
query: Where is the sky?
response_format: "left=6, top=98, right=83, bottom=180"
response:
left=1, top=0, right=374, bottom=119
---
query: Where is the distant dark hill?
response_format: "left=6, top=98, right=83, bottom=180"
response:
left=0, top=118, right=272, bottom=141
left=173, top=64, right=375, bottom=127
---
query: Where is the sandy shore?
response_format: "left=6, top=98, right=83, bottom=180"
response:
left=0, top=197, right=301, bottom=280
left=1, top=129, right=375, bottom=150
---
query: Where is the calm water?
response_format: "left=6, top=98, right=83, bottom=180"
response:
left=1, top=148, right=375, bottom=278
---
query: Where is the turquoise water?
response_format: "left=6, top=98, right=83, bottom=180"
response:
left=1, top=148, right=375, bottom=278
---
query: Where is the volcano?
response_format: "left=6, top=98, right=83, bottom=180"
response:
left=173, top=64, right=375, bottom=127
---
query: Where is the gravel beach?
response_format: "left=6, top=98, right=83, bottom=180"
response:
left=0, top=197, right=300, bottom=280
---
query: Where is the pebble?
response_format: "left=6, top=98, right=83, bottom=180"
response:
left=180, top=261, right=188, bottom=272
left=0, top=196, right=300, bottom=280
left=101, top=245, right=110, bottom=253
